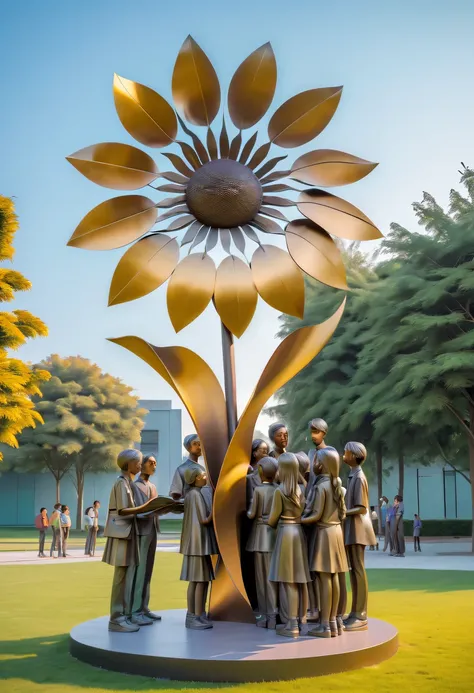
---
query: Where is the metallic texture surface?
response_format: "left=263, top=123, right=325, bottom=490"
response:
left=286, top=219, right=348, bottom=290
left=109, top=234, right=179, bottom=306
left=228, top=43, right=277, bottom=130
left=297, top=189, right=383, bottom=241
left=166, top=254, right=216, bottom=332
left=68, top=195, right=157, bottom=250
left=113, top=74, right=177, bottom=147
left=290, top=149, right=377, bottom=187
left=214, top=256, right=258, bottom=338
left=108, top=337, right=227, bottom=488
left=172, top=35, right=221, bottom=126
left=251, top=244, right=304, bottom=318
left=212, top=302, right=345, bottom=611
left=186, top=160, right=262, bottom=228
left=67, top=143, right=159, bottom=190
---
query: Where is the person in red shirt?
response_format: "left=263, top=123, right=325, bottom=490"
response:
left=35, top=508, right=49, bottom=558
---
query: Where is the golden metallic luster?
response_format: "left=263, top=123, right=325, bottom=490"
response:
left=297, top=188, right=382, bottom=241
left=248, top=142, right=271, bottom=170
left=251, top=244, right=304, bottom=318
left=177, top=141, right=201, bottom=170
left=113, top=74, right=177, bottom=148
left=286, top=219, right=348, bottom=290
left=67, top=143, right=159, bottom=190
left=162, top=152, right=194, bottom=178
left=172, top=35, right=221, bottom=126
left=207, top=128, right=219, bottom=160
left=210, top=560, right=255, bottom=623
left=290, top=149, right=378, bottom=187
left=108, top=234, right=179, bottom=306
left=228, top=43, right=277, bottom=130
left=67, top=195, right=157, bottom=250
left=228, top=131, right=242, bottom=161
left=214, top=256, right=258, bottom=338
left=239, top=132, right=258, bottom=165
left=212, top=301, right=345, bottom=610
left=268, top=87, right=343, bottom=148
left=176, top=114, right=210, bottom=164
left=255, top=155, right=287, bottom=180
left=167, top=254, right=216, bottom=332
left=108, top=337, right=228, bottom=488
left=219, top=119, right=230, bottom=158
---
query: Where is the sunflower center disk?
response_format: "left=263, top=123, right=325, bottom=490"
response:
left=186, top=159, right=262, bottom=229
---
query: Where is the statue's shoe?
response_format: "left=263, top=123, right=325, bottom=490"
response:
left=276, top=619, right=299, bottom=638
left=108, top=618, right=140, bottom=633
left=185, top=613, right=212, bottom=630
left=306, top=610, right=320, bottom=623
left=266, top=615, right=277, bottom=630
left=144, top=610, right=162, bottom=621
left=344, top=617, right=368, bottom=632
left=200, top=613, right=213, bottom=626
left=329, top=620, right=338, bottom=637
left=336, top=616, right=345, bottom=635
left=256, top=615, right=267, bottom=628
left=130, top=613, right=153, bottom=626
left=308, top=624, right=331, bottom=638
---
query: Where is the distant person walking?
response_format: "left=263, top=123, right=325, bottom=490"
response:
left=381, top=497, right=393, bottom=553
left=413, top=514, right=422, bottom=552
left=60, top=505, right=72, bottom=557
left=369, top=506, right=379, bottom=550
left=49, top=503, right=63, bottom=558
left=35, top=508, right=49, bottom=557
left=391, top=495, right=405, bottom=557
left=85, top=501, right=100, bottom=556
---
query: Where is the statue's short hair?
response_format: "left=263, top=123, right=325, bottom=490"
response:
left=257, top=456, right=277, bottom=480
left=268, top=422, right=287, bottom=442
left=184, top=464, right=205, bottom=486
left=344, top=441, right=367, bottom=463
left=117, top=448, right=142, bottom=471
left=309, top=418, right=328, bottom=434
left=183, top=434, right=199, bottom=452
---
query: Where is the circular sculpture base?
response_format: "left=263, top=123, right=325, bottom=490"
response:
left=70, top=610, right=398, bottom=682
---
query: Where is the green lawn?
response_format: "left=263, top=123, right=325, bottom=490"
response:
left=0, top=557, right=473, bottom=692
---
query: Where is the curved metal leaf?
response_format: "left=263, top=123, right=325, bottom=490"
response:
left=214, top=256, right=258, bottom=338
left=229, top=131, right=242, bottom=161
left=255, top=155, right=288, bottom=179
left=156, top=195, right=186, bottom=209
left=161, top=152, right=194, bottom=178
left=230, top=226, right=246, bottom=253
left=172, top=35, right=221, bottom=126
left=286, top=218, right=348, bottom=290
left=177, top=141, right=201, bottom=170
left=213, top=301, right=345, bottom=607
left=181, top=220, right=203, bottom=247
left=177, top=114, right=210, bottom=164
left=108, top=234, right=179, bottom=305
left=268, top=87, right=343, bottom=148
left=205, top=229, right=219, bottom=252
left=220, top=228, right=231, bottom=253
left=297, top=188, right=382, bottom=240
left=68, top=195, right=157, bottom=250
left=190, top=226, right=209, bottom=251
left=228, top=43, right=277, bottom=130
left=161, top=171, right=189, bottom=184
left=251, top=215, right=284, bottom=234
left=219, top=118, right=230, bottom=158
left=251, top=244, right=304, bottom=318
left=248, top=142, right=271, bottom=170
left=259, top=206, right=288, bottom=222
left=165, top=215, right=195, bottom=231
left=241, top=224, right=261, bottom=246
left=66, top=143, right=159, bottom=190
left=239, top=132, right=258, bottom=165
left=290, top=149, right=378, bottom=187
left=113, top=74, right=177, bottom=148
left=207, top=128, right=218, bottom=160
left=158, top=204, right=189, bottom=221
left=167, top=253, right=216, bottom=331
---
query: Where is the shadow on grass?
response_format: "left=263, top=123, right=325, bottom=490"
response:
left=367, top=569, right=474, bottom=592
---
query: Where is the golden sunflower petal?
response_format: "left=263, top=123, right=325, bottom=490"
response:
left=261, top=195, right=295, bottom=207
left=230, top=227, right=246, bottom=253
left=259, top=169, right=291, bottom=184
left=66, top=143, right=159, bottom=190
left=255, top=155, right=288, bottom=179
left=259, top=206, right=288, bottom=222
left=290, top=149, right=378, bottom=187
left=241, top=224, right=261, bottom=245
left=177, top=141, right=201, bottom=170
left=161, top=171, right=189, bottom=184
left=286, top=219, right=348, bottom=290
left=207, top=128, right=218, bottom=160
left=262, top=183, right=297, bottom=193
left=161, top=152, right=194, bottom=178
left=190, top=226, right=210, bottom=251
left=172, top=35, right=221, bottom=126
left=158, top=205, right=190, bottom=221
left=205, top=230, right=219, bottom=252
left=229, top=132, right=242, bottom=160
left=239, top=132, right=258, bottom=165
left=167, top=253, right=216, bottom=331
left=248, top=142, right=272, bottom=170
left=157, top=195, right=187, bottom=209
left=113, top=74, right=177, bottom=148
left=108, top=234, right=179, bottom=306
left=219, top=118, right=230, bottom=158
left=166, top=215, right=195, bottom=231
left=177, top=114, right=210, bottom=164
left=297, top=189, right=382, bottom=241
left=220, top=229, right=232, bottom=253
left=68, top=195, right=157, bottom=250
left=251, top=244, right=304, bottom=318
left=251, top=215, right=284, bottom=235
left=214, top=256, right=258, bottom=338
left=268, top=87, right=343, bottom=149
left=228, top=42, right=277, bottom=130
left=181, top=220, right=203, bottom=247
left=156, top=183, right=187, bottom=193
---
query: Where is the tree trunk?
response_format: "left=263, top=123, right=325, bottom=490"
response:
left=469, top=401, right=474, bottom=553
left=75, top=465, right=85, bottom=531
left=55, top=475, right=60, bottom=504
left=376, top=443, right=383, bottom=502
left=398, top=450, right=405, bottom=497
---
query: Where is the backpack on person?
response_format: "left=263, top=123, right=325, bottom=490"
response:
left=34, top=514, right=44, bottom=530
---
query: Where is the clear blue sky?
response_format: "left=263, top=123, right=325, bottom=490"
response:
left=1, top=0, right=473, bottom=437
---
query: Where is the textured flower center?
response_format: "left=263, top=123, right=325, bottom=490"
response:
left=186, top=159, right=262, bottom=228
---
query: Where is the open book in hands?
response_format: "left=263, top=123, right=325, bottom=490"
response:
left=140, top=496, right=184, bottom=516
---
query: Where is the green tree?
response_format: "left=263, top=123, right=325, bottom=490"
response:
left=0, top=196, right=49, bottom=460
left=8, top=355, right=147, bottom=528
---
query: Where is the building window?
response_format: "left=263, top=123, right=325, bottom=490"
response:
left=140, top=430, right=159, bottom=457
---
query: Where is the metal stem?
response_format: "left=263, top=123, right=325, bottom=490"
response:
left=220, top=321, right=238, bottom=441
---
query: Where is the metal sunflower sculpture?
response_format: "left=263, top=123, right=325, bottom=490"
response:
left=66, top=37, right=381, bottom=622
left=67, top=36, right=380, bottom=337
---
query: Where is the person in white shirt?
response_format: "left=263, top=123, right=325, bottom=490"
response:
left=60, top=505, right=72, bottom=557
left=85, top=500, right=100, bottom=556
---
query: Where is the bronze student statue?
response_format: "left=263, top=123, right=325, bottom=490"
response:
left=268, top=422, right=288, bottom=460
left=342, top=441, right=377, bottom=631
